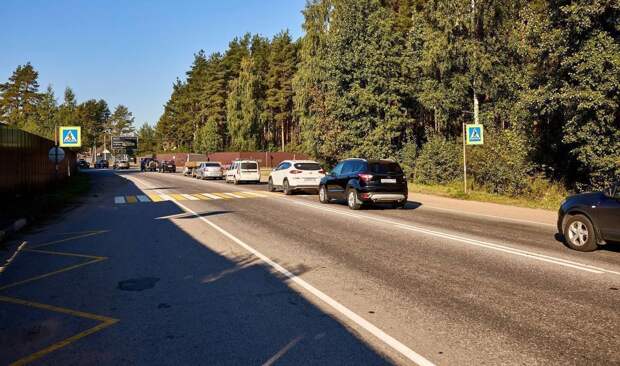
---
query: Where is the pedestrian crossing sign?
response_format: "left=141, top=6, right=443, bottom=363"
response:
left=466, top=124, right=484, bottom=145
left=59, top=126, right=81, bottom=147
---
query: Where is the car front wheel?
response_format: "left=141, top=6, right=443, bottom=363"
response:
left=563, top=214, right=598, bottom=252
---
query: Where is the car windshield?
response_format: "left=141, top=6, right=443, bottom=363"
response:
left=294, top=163, right=321, bottom=170
left=368, top=162, right=402, bottom=175
left=241, top=162, right=257, bottom=170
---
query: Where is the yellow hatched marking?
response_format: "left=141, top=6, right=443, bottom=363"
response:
left=147, top=193, right=163, bottom=202
left=125, top=196, right=138, bottom=203
left=169, top=194, right=187, bottom=201
left=210, top=193, right=232, bottom=199
left=192, top=194, right=210, bottom=200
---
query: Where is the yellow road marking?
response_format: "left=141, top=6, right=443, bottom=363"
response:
left=28, top=231, right=108, bottom=249
left=0, top=256, right=106, bottom=291
left=0, top=230, right=117, bottom=365
left=147, top=193, right=162, bottom=202
left=192, top=194, right=209, bottom=200
left=0, top=296, right=118, bottom=366
left=125, top=195, right=138, bottom=203
left=169, top=194, right=187, bottom=201
left=210, top=193, right=231, bottom=199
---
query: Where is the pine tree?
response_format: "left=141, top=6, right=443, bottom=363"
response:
left=0, top=63, right=41, bottom=127
left=226, top=57, right=260, bottom=151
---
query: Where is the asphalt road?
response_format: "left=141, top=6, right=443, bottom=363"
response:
left=1, top=169, right=619, bottom=365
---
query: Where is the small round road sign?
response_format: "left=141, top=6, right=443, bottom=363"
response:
left=48, top=146, right=65, bottom=163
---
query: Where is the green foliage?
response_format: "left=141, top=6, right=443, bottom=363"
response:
left=194, top=116, right=223, bottom=153
left=468, top=129, right=532, bottom=196
left=0, top=63, right=40, bottom=127
left=137, top=123, right=157, bottom=155
left=414, top=136, right=462, bottom=185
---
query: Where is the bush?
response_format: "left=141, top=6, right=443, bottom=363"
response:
left=414, top=136, right=462, bottom=184
left=468, top=128, right=531, bottom=196
left=399, top=141, right=418, bottom=180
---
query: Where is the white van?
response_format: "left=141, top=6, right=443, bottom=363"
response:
left=225, top=160, right=260, bottom=184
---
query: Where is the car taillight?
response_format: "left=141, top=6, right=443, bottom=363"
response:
left=290, top=170, right=302, bottom=174
left=318, top=169, right=325, bottom=174
left=358, top=173, right=373, bottom=182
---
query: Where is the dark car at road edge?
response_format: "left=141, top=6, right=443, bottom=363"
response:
left=557, top=181, right=620, bottom=251
left=319, top=158, right=407, bottom=210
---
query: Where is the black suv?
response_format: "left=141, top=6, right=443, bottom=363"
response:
left=558, top=181, right=620, bottom=251
left=319, top=159, right=407, bottom=210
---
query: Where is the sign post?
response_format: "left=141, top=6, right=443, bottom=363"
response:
left=463, top=123, right=484, bottom=194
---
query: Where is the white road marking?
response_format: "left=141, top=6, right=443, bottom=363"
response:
left=201, top=193, right=222, bottom=199
left=181, top=193, right=199, bottom=200
left=421, top=204, right=556, bottom=227
left=158, top=194, right=173, bottom=201
left=136, top=195, right=151, bottom=202
left=288, top=199, right=620, bottom=276
left=114, top=196, right=126, bottom=204
left=222, top=192, right=244, bottom=198
left=129, top=175, right=435, bottom=366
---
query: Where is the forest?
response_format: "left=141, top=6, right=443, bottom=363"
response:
left=154, top=0, right=619, bottom=194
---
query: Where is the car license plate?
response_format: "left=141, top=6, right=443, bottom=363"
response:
left=381, top=178, right=396, bottom=183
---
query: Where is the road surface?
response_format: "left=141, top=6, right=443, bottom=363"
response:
left=1, top=169, right=618, bottom=365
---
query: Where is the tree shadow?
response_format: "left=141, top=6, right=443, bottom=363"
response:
left=0, top=174, right=394, bottom=365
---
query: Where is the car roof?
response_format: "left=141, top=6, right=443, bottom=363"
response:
left=281, top=160, right=319, bottom=164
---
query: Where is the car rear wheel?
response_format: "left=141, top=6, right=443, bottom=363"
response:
left=563, top=214, right=598, bottom=252
left=319, top=185, right=329, bottom=204
left=347, top=189, right=362, bottom=210
left=268, top=178, right=275, bottom=192
left=283, top=179, right=292, bottom=195
left=233, top=177, right=238, bottom=185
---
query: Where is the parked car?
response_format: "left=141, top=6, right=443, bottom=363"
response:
left=225, top=160, right=260, bottom=184
left=140, top=158, right=153, bottom=172
left=196, top=162, right=224, bottom=180
left=268, top=160, right=325, bottom=195
left=114, top=160, right=130, bottom=169
left=95, top=159, right=109, bottom=169
left=77, top=159, right=90, bottom=169
left=557, top=181, right=620, bottom=251
left=158, top=160, right=176, bottom=173
left=319, top=158, right=407, bottom=210
left=147, top=159, right=159, bottom=172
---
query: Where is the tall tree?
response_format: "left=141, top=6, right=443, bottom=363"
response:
left=226, top=57, right=260, bottom=151
left=0, top=63, right=40, bottom=127
left=137, top=122, right=157, bottom=155
left=109, top=105, right=135, bottom=136
left=266, top=30, right=297, bottom=150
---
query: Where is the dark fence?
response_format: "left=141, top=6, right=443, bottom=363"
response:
left=0, top=126, right=77, bottom=194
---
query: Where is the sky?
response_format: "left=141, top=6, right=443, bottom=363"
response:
left=0, top=0, right=306, bottom=126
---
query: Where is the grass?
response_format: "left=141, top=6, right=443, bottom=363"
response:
left=408, top=180, right=567, bottom=211
left=1, top=172, right=92, bottom=229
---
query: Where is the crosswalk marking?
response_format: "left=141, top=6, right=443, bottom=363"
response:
left=137, top=195, right=151, bottom=202
left=201, top=193, right=222, bottom=200
left=181, top=193, right=199, bottom=201
left=147, top=193, right=162, bottom=202
left=114, top=191, right=276, bottom=204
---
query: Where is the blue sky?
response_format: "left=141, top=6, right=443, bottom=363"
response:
left=0, top=0, right=305, bottom=126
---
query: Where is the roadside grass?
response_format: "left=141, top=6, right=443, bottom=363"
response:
left=1, top=172, right=91, bottom=229
left=408, top=180, right=567, bottom=211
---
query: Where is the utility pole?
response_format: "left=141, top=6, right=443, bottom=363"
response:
left=471, top=0, right=479, bottom=126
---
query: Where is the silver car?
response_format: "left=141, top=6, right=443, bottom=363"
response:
left=196, top=162, right=224, bottom=180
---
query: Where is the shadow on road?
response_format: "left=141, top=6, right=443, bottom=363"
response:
left=0, top=170, right=392, bottom=365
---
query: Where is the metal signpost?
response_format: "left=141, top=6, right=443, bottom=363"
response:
left=463, top=123, right=484, bottom=194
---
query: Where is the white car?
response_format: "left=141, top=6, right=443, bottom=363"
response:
left=196, top=162, right=224, bottom=180
left=268, top=160, right=325, bottom=195
left=225, top=160, right=260, bottom=184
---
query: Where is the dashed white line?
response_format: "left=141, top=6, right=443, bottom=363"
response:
left=201, top=193, right=222, bottom=200
left=181, top=193, right=199, bottom=200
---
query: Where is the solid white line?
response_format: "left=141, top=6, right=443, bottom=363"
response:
left=181, top=193, right=199, bottom=201
left=223, top=192, right=245, bottom=198
left=129, top=176, right=435, bottom=366
left=201, top=193, right=221, bottom=200
left=136, top=195, right=150, bottom=203
left=289, top=199, right=618, bottom=276
left=114, top=196, right=126, bottom=204
left=421, top=204, right=556, bottom=227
